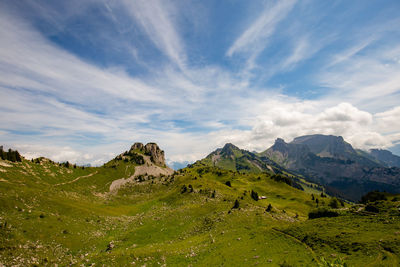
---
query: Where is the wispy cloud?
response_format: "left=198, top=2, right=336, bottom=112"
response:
left=0, top=0, right=400, bottom=165
left=121, top=0, right=186, bottom=69
left=227, top=0, right=297, bottom=58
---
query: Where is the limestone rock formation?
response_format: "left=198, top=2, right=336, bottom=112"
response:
left=129, top=142, right=166, bottom=166
left=131, top=142, right=144, bottom=151
left=144, top=143, right=166, bottom=166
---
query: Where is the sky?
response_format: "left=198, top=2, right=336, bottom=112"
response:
left=1, top=0, right=400, bottom=167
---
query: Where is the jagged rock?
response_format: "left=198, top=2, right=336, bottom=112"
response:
left=144, top=143, right=166, bottom=166
left=131, top=142, right=144, bottom=151
left=129, top=142, right=166, bottom=166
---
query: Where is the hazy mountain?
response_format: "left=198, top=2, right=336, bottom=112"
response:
left=368, top=149, right=400, bottom=168
left=168, top=161, right=190, bottom=170
left=263, top=135, right=400, bottom=201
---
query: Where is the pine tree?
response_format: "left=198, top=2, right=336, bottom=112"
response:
left=15, top=151, right=22, bottom=162
left=232, top=199, right=240, bottom=209
left=251, top=190, right=259, bottom=201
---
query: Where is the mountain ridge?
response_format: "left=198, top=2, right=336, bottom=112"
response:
left=263, top=135, right=400, bottom=201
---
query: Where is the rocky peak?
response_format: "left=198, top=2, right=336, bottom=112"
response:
left=144, top=143, right=166, bottom=166
left=270, top=138, right=289, bottom=153
left=291, top=134, right=355, bottom=158
left=275, top=138, right=286, bottom=144
left=131, top=142, right=144, bottom=151
left=128, top=142, right=166, bottom=166
left=221, top=143, right=238, bottom=152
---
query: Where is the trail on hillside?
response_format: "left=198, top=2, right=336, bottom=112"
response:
left=271, top=228, right=320, bottom=264
left=54, top=171, right=98, bottom=186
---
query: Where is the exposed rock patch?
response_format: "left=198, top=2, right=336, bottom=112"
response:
left=109, top=142, right=173, bottom=193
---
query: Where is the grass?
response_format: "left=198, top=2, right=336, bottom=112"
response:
left=0, top=158, right=399, bottom=266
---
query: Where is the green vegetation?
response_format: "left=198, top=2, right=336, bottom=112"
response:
left=0, top=155, right=399, bottom=266
left=0, top=146, right=22, bottom=162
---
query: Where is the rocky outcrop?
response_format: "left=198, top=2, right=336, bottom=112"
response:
left=109, top=142, right=173, bottom=192
left=131, top=142, right=144, bottom=151
left=144, top=143, right=166, bottom=166
left=129, top=142, right=166, bottom=166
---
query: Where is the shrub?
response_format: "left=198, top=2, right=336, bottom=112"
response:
left=251, top=190, right=259, bottom=201
left=308, top=208, right=339, bottom=219
left=271, top=174, right=292, bottom=186
left=180, top=185, right=187, bottom=193
left=266, top=204, right=272, bottom=212
left=328, top=198, right=340, bottom=209
left=365, top=204, right=379, bottom=213
left=232, top=199, right=240, bottom=209
left=360, top=191, right=387, bottom=204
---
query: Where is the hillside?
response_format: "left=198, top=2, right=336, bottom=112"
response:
left=197, top=143, right=281, bottom=173
left=195, top=143, right=324, bottom=194
left=262, top=135, right=400, bottom=201
left=1, top=143, right=400, bottom=266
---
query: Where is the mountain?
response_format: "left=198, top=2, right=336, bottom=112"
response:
left=168, top=161, right=190, bottom=170
left=195, top=143, right=324, bottom=193
left=1, top=142, right=400, bottom=266
left=262, top=135, right=400, bottom=201
left=197, top=143, right=299, bottom=174
left=368, top=149, right=400, bottom=167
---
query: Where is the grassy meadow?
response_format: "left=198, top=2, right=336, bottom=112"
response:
left=0, top=157, right=399, bottom=266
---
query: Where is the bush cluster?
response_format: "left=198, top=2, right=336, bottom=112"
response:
left=0, top=146, right=22, bottom=162
left=308, top=208, right=339, bottom=219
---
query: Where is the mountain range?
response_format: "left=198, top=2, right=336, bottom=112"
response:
left=1, top=137, right=400, bottom=265
left=196, top=134, right=400, bottom=202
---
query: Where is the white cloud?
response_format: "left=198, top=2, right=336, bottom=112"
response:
left=1, top=1, right=400, bottom=167
left=319, top=43, right=400, bottom=111
left=227, top=0, right=297, bottom=58
left=121, top=0, right=186, bottom=69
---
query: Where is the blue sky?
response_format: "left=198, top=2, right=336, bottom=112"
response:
left=1, top=0, right=400, bottom=165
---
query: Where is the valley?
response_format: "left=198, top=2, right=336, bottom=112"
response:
left=1, top=140, right=400, bottom=266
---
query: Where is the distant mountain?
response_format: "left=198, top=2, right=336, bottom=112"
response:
left=368, top=149, right=400, bottom=168
left=198, top=143, right=282, bottom=174
left=168, top=161, right=190, bottom=170
left=262, top=135, right=400, bottom=201
left=194, top=143, right=324, bottom=193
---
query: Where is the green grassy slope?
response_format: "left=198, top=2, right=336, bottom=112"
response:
left=0, top=158, right=399, bottom=266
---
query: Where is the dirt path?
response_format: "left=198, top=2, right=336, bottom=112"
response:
left=271, top=228, right=320, bottom=264
left=54, top=171, right=98, bottom=186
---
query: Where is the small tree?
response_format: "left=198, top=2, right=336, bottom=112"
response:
left=225, top=181, right=232, bottom=187
left=15, top=151, right=22, bottom=162
left=311, top=194, right=315, bottom=201
left=232, top=199, right=240, bottom=209
left=328, top=198, right=340, bottom=209
left=266, top=204, right=272, bottom=212
left=251, top=190, right=259, bottom=201
left=181, top=185, right=187, bottom=193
